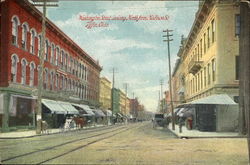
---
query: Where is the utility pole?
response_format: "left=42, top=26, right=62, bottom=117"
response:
left=123, top=83, right=129, bottom=115
left=163, top=29, right=175, bottom=130
left=160, top=79, right=163, bottom=113
left=110, top=67, right=118, bottom=124
left=32, top=0, right=58, bottom=134
left=239, top=0, right=250, bottom=162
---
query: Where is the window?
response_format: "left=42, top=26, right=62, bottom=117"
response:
left=197, top=44, right=200, bottom=61
left=11, top=54, right=19, bottom=83
left=30, top=29, right=36, bottom=54
left=21, top=59, right=27, bottom=85
left=11, top=16, right=20, bottom=45
left=50, top=44, right=54, bottom=64
left=55, top=74, right=59, bottom=89
left=200, top=39, right=203, bottom=58
left=55, top=47, right=59, bottom=66
left=65, top=78, right=67, bottom=91
left=60, top=50, right=64, bottom=69
left=207, top=27, right=210, bottom=48
left=236, top=56, right=239, bottom=80
left=198, top=73, right=200, bottom=91
left=45, top=40, right=49, bottom=61
left=50, top=72, right=54, bottom=90
left=38, top=35, right=42, bottom=57
left=201, top=70, right=203, bottom=89
left=65, top=53, right=68, bottom=71
left=203, top=33, right=206, bottom=53
left=61, top=76, right=64, bottom=90
left=204, top=67, right=207, bottom=87
left=212, top=59, right=216, bottom=82
left=211, top=19, right=215, bottom=43
left=208, top=63, right=211, bottom=85
left=29, top=62, right=35, bottom=86
left=21, top=23, right=29, bottom=50
left=235, top=14, right=240, bottom=37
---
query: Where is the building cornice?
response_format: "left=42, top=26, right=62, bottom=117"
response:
left=14, top=0, right=102, bottom=71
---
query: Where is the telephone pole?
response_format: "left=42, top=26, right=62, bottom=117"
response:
left=110, top=67, right=118, bottom=123
left=163, top=29, right=175, bottom=130
left=160, top=79, right=163, bottom=113
left=123, top=83, right=129, bottom=115
left=32, top=0, right=58, bottom=134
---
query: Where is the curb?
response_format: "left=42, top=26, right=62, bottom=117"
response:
left=0, top=125, right=107, bottom=139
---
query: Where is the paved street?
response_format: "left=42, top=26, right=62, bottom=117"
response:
left=0, top=122, right=248, bottom=165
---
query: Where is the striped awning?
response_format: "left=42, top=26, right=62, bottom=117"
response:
left=42, top=99, right=66, bottom=114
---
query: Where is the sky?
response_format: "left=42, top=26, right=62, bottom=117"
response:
left=43, top=1, right=199, bottom=112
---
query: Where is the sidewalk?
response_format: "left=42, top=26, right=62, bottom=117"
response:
left=0, top=124, right=105, bottom=139
left=167, top=123, right=245, bottom=138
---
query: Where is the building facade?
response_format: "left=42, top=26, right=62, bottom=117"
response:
left=173, top=0, right=239, bottom=104
left=119, top=90, right=126, bottom=115
left=0, top=0, right=102, bottom=131
left=99, top=77, right=111, bottom=110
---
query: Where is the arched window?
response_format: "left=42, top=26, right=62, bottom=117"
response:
left=50, top=43, right=55, bottom=64
left=11, top=16, right=20, bottom=45
left=60, top=50, right=64, bottom=69
left=11, top=54, right=19, bottom=83
left=45, top=40, right=49, bottom=61
left=55, top=47, right=59, bottom=66
left=55, top=74, right=59, bottom=89
left=65, top=77, right=67, bottom=91
left=21, top=22, right=29, bottom=50
left=65, top=53, right=68, bottom=71
left=50, top=71, right=54, bottom=90
left=21, top=58, right=28, bottom=85
left=38, top=34, right=42, bottom=57
left=30, top=29, right=37, bottom=54
left=29, top=62, right=36, bottom=86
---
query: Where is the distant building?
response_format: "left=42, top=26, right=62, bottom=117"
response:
left=0, top=0, right=102, bottom=132
left=112, top=88, right=120, bottom=114
left=99, top=77, right=111, bottom=110
left=119, top=90, right=126, bottom=115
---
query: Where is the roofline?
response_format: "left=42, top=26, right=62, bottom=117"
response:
left=16, top=0, right=102, bottom=71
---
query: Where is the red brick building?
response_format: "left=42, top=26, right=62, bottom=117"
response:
left=0, top=0, right=102, bottom=131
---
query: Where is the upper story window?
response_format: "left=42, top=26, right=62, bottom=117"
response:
left=50, top=44, right=55, bottom=64
left=200, top=39, right=202, bottom=58
left=29, top=62, right=36, bottom=86
left=50, top=71, right=54, bottom=91
left=45, top=40, right=49, bottom=61
left=212, top=59, right=216, bottom=82
left=207, top=63, right=211, bottom=85
left=30, top=29, right=37, bottom=54
left=55, top=47, right=59, bottom=66
left=207, top=27, right=210, bottom=48
left=11, top=54, right=19, bottom=83
left=211, top=19, right=215, bottom=43
left=44, top=68, right=49, bottom=89
left=38, top=35, right=42, bottom=57
left=55, top=74, right=59, bottom=88
left=60, top=50, right=64, bottom=69
left=235, top=14, right=240, bottom=37
left=203, top=33, right=206, bottom=53
left=21, top=58, right=28, bottom=85
left=65, top=53, right=68, bottom=71
left=11, top=16, right=20, bottom=46
left=21, top=22, right=29, bottom=50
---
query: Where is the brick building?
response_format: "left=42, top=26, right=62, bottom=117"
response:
left=0, top=0, right=102, bottom=131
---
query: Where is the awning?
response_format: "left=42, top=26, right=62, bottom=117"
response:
left=187, top=94, right=237, bottom=105
left=72, top=104, right=95, bottom=116
left=42, top=99, right=66, bottom=114
left=58, top=101, right=79, bottom=115
left=93, top=109, right=106, bottom=117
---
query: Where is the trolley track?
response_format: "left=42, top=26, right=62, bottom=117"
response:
left=2, top=123, right=141, bottom=164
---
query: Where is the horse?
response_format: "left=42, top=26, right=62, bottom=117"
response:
left=73, top=117, right=86, bottom=129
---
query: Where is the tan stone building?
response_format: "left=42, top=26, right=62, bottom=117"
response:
left=174, top=0, right=239, bottom=103
left=99, top=77, right=111, bottom=110
left=170, top=0, right=240, bottom=132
